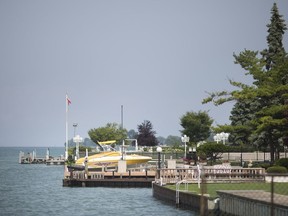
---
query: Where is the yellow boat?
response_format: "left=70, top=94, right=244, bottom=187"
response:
left=75, top=140, right=152, bottom=169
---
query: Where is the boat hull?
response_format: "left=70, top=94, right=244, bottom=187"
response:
left=75, top=152, right=152, bottom=169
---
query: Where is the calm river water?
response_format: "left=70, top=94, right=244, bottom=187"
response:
left=0, top=147, right=197, bottom=216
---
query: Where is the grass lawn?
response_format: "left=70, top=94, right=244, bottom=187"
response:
left=165, top=182, right=288, bottom=199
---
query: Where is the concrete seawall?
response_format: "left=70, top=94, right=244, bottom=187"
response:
left=152, top=183, right=214, bottom=214
left=152, top=183, right=288, bottom=215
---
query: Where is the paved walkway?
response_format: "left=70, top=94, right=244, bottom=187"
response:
left=218, top=190, right=288, bottom=207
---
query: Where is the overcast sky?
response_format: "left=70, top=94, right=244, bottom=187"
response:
left=0, top=0, right=288, bottom=147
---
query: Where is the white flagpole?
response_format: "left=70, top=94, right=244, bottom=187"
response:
left=65, top=94, right=68, bottom=160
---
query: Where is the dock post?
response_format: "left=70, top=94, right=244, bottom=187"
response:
left=19, top=151, right=24, bottom=164
left=84, top=156, right=88, bottom=179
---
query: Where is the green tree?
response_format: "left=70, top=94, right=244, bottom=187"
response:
left=202, top=3, right=288, bottom=163
left=127, top=129, right=137, bottom=139
left=137, top=120, right=158, bottom=146
left=180, top=111, right=213, bottom=143
left=261, top=3, right=287, bottom=70
left=197, top=142, right=227, bottom=165
left=88, top=123, right=127, bottom=145
left=228, top=99, right=259, bottom=146
left=157, top=136, right=166, bottom=145
left=165, top=135, right=181, bottom=147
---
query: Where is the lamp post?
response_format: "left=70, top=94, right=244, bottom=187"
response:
left=181, top=135, right=190, bottom=159
left=192, top=147, right=197, bottom=165
left=220, top=132, right=229, bottom=144
left=214, top=132, right=229, bottom=144
left=213, top=134, right=221, bottom=143
left=73, top=123, right=78, bottom=137
left=73, top=135, right=83, bottom=160
left=156, top=146, right=162, bottom=179
left=84, top=156, right=88, bottom=179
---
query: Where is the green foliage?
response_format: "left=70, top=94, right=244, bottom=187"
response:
left=197, top=142, right=227, bottom=164
left=71, top=146, right=91, bottom=154
left=137, top=120, right=158, bottom=146
left=257, top=162, right=271, bottom=170
left=261, top=3, right=287, bottom=70
left=266, top=166, right=288, bottom=173
left=228, top=100, right=260, bottom=145
left=275, top=158, right=288, bottom=169
left=201, top=3, right=288, bottom=163
left=230, top=161, right=242, bottom=167
left=66, top=155, right=75, bottom=166
left=127, top=129, right=137, bottom=139
left=165, top=135, right=181, bottom=147
left=180, top=111, right=213, bottom=143
left=157, top=136, right=166, bottom=145
left=226, top=145, right=256, bottom=153
left=88, top=123, right=127, bottom=144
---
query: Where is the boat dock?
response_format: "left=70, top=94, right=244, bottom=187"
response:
left=63, top=166, right=156, bottom=187
left=19, top=148, right=65, bottom=165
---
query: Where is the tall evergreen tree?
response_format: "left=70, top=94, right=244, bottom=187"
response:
left=261, top=3, right=287, bottom=70
left=229, top=99, right=258, bottom=146
left=202, top=3, right=288, bottom=163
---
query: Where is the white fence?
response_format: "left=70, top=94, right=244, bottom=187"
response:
left=159, top=167, right=266, bottom=184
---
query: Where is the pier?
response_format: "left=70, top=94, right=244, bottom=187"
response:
left=19, top=148, right=65, bottom=165
left=63, top=166, right=156, bottom=187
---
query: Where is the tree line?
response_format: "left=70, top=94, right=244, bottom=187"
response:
left=86, top=3, right=287, bottom=164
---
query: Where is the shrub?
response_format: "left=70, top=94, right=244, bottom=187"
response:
left=266, top=166, right=288, bottom=173
left=256, top=162, right=271, bottom=170
left=230, top=161, right=241, bottom=166
left=242, top=162, right=248, bottom=168
left=275, top=158, right=288, bottom=169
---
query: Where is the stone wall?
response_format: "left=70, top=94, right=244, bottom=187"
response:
left=152, top=183, right=210, bottom=214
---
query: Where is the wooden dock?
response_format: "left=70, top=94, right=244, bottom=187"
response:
left=19, top=149, right=65, bottom=165
left=63, top=167, right=156, bottom=187
left=63, top=177, right=154, bottom=187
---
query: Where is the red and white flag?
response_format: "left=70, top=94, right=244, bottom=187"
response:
left=66, top=94, right=71, bottom=106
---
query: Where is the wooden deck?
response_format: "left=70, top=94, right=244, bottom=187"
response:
left=63, top=177, right=155, bottom=187
left=63, top=167, right=156, bottom=187
left=63, top=165, right=267, bottom=187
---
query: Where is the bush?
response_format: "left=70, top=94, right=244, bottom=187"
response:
left=275, top=158, right=288, bottom=169
left=230, top=161, right=241, bottom=166
left=266, top=166, right=288, bottom=173
left=256, top=162, right=271, bottom=170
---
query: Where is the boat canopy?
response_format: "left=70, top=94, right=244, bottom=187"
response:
left=98, top=140, right=117, bottom=145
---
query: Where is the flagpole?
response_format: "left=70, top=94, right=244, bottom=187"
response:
left=65, top=94, right=68, bottom=160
